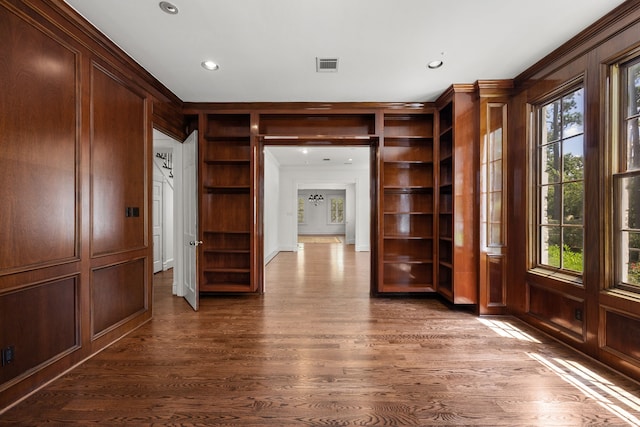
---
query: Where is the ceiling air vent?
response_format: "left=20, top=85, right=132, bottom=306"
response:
left=316, top=57, right=339, bottom=72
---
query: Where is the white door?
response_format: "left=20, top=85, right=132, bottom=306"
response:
left=152, top=177, right=163, bottom=273
left=182, top=130, right=199, bottom=310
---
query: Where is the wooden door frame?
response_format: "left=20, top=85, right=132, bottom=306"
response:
left=255, top=138, right=380, bottom=296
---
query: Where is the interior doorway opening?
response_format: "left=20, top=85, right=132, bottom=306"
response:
left=152, top=129, right=180, bottom=289
left=262, top=145, right=373, bottom=294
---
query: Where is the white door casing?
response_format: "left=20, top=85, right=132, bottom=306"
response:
left=152, top=176, right=163, bottom=273
left=182, top=130, right=198, bottom=310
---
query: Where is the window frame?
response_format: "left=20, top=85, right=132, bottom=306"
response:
left=532, top=82, right=586, bottom=277
left=327, top=196, right=345, bottom=225
left=297, top=197, right=305, bottom=224
left=611, top=56, right=640, bottom=292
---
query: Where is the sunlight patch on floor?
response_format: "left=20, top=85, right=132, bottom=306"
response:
left=478, top=318, right=541, bottom=343
left=527, top=352, right=640, bottom=426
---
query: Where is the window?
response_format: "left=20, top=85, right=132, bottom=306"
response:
left=329, top=197, right=344, bottom=224
left=297, top=197, right=305, bottom=224
left=614, top=58, right=640, bottom=289
left=486, top=104, right=506, bottom=247
left=537, top=86, right=585, bottom=273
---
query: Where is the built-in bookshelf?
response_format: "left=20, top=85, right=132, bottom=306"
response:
left=380, top=113, right=435, bottom=292
left=436, top=87, right=478, bottom=305
left=200, top=114, right=253, bottom=292
left=437, top=101, right=454, bottom=299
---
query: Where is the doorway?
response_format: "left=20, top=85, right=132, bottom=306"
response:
left=261, top=145, right=374, bottom=293
left=152, top=129, right=180, bottom=293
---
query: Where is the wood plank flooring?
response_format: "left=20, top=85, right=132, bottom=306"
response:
left=2, top=242, right=640, bottom=425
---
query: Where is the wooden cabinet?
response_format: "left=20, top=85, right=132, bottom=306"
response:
left=200, top=114, right=255, bottom=292
left=436, top=86, right=478, bottom=305
left=380, top=112, right=436, bottom=292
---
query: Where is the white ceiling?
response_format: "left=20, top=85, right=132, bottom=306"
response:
left=64, top=0, right=626, bottom=103
left=267, top=146, right=370, bottom=167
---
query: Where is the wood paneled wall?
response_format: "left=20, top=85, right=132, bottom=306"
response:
left=508, top=0, right=640, bottom=380
left=3, top=0, right=640, bottom=412
left=0, top=0, right=183, bottom=410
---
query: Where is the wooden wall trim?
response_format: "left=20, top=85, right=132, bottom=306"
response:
left=434, top=84, right=476, bottom=108
left=184, top=101, right=435, bottom=114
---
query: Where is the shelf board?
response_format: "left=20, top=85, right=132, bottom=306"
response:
left=383, top=211, right=433, bottom=215
left=203, top=268, right=250, bottom=274
left=260, top=134, right=377, bottom=145
left=203, top=230, right=251, bottom=235
left=204, top=186, right=250, bottom=193
left=380, top=284, right=436, bottom=293
left=439, top=125, right=453, bottom=136
left=204, top=230, right=250, bottom=234
left=383, top=259, right=433, bottom=264
left=383, top=160, right=433, bottom=165
left=204, top=249, right=250, bottom=254
left=383, top=187, right=433, bottom=194
left=204, top=159, right=250, bottom=165
left=200, top=283, right=252, bottom=293
left=439, top=261, right=453, bottom=269
left=439, top=236, right=453, bottom=242
left=437, top=286, right=453, bottom=300
left=384, top=135, right=433, bottom=140
left=204, top=135, right=250, bottom=141
left=383, top=185, right=434, bottom=190
left=383, top=235, right=432, bottom=240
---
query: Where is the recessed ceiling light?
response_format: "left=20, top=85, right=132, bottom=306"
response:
left=427, top=60, right=444, bottom=69
left=159, top=1, right=179, bottom=15
left=201, top=60, right=219, bottom=71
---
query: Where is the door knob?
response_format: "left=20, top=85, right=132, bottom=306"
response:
left=189, top=240, right=203, bottom=246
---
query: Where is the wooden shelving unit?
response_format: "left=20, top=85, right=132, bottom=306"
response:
left=380, top=113, right=435, bottom=293
left=200, top=114, right=254, bottom=292
left=437, top=101, right=454, bottom=299
left=436, top=87, right=478, bottom=305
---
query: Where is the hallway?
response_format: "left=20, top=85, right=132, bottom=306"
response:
left=2, top=243, right=640, bottom=425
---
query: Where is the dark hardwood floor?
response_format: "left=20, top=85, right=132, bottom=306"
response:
left=2, top=242, right=640, bottom=425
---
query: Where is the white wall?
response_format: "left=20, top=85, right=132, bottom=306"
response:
left=298, top=189, right=346, bottom=236
left=264, top=149, right=280, bottom=264
left=276, top=166, right=370, bottom=252
left=152, top=148, right=175, bottom=270
left=162, top=179, right=174, bottom=269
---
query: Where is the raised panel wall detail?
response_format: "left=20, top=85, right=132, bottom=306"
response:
left=603, top=309, right=640, bottom=363
left=91, top=65, right=147, bottom=256
left=487, top=255, right=506, bottom=306
left=0, top=277, right=78, bottom=385
left=91, top=259, right=146, bottom=337
left=528, top=284, right=584, bottom=340
left=0, top=7, right=78, bottom=272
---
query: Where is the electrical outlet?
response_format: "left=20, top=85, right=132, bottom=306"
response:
left=575, top=308, right=583, bottom=321
left=1, top=345, right=15, bottom=366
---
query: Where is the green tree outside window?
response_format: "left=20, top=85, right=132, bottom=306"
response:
left=538, top=87, right=585, bottom=273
